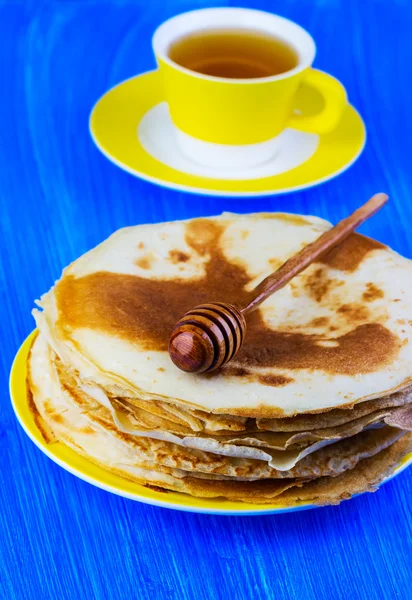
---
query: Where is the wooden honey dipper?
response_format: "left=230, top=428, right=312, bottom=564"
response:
left=169, top=193, right=388, bottom=374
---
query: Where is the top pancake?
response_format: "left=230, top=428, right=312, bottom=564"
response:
left=34, top=212, right=412, bottom=416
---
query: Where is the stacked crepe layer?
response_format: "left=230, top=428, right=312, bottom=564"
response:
left=29, top=213, right=412, bottom=505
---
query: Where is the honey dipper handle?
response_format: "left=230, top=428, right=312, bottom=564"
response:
left=239, top=193, right=388, bottom=315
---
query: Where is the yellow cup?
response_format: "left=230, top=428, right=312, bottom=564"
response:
left=152, top=8, right=347, bottom=170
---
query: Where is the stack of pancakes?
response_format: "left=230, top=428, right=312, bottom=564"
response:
left=28, top=213, right=412, bottom=505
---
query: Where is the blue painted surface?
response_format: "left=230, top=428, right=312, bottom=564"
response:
left=1, top=1, right=412, bottom=598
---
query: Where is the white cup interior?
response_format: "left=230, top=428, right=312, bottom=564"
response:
left=152, top=8, right=316, bottom=82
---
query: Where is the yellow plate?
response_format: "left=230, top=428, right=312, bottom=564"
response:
left=89, top=70, right=366, bottom=197
left=10, top=331, right=412, bottom=515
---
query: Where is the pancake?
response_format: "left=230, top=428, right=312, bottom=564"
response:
left=57, top=354, right=412, bottom=435
left=53, top=350, right=411, bottom=471
left=258, top=387, right=412, bottom=431
left=28, top=334, right=412, bottom=504
left=275, top=434, right=412, bottom=506
left=34, top=212, right=412, bottom=417
left=384, top=404, right=412, bottom=430
left=28, top=334, right=408, bottom=480
left=55, top=352, right=412, bottom=438
left=28, top=211, right=412, bottom=505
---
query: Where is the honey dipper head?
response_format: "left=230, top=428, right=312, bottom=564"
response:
left=168, top=303, right=246, bottom=373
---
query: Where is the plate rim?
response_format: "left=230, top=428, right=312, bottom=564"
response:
left=10, top=331, right=411, bottom=515
left=89, top=70, right=367, bottom=198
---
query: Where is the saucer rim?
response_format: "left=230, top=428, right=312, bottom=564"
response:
left=89, top=69, right=366, bottom=197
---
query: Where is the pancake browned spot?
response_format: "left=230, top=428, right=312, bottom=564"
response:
left=319, top=233, right=386, bottom=272
left=363, top=282, right=384, bottom=302
left=210, top=364, right=294, bottom=387
left=239, top=319, right=398, bottom=375
left=55, top=218, right=400, bottom=377
left=304, top=268, right=342, bottom=303
left=289, top=281, right=300, bottom=298
left=136, top=255, right=153, bottom=270
left=220, top=365, right=250, bottom=377
left=310, top=317, right=330, bottom=328
left=337, top=303, right=370, bottom=322
left=169, top=249, right=189, bottom=264
left=49, top=413, right=64, bottom=424
left=258, top=374, right=293, bottom=387
left=397, top=320, right=412, bottom=331
left=269, top=258, right=282, bottom=270
left=79, top=426, right=95, bottom=434
left=184, top=218, right=226, bottom=256
left=262, top=213, right=311, bottom=227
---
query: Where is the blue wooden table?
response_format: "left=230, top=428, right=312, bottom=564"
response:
left=1, top=1, right=411, bottom=598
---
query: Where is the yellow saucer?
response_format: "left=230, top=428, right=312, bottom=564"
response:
left=89, top=70, right=366, bottom=197
left=10, top=332, right=411, bottom=515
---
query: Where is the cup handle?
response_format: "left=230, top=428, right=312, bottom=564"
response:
left=288, top=69, right=348, bottom=135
